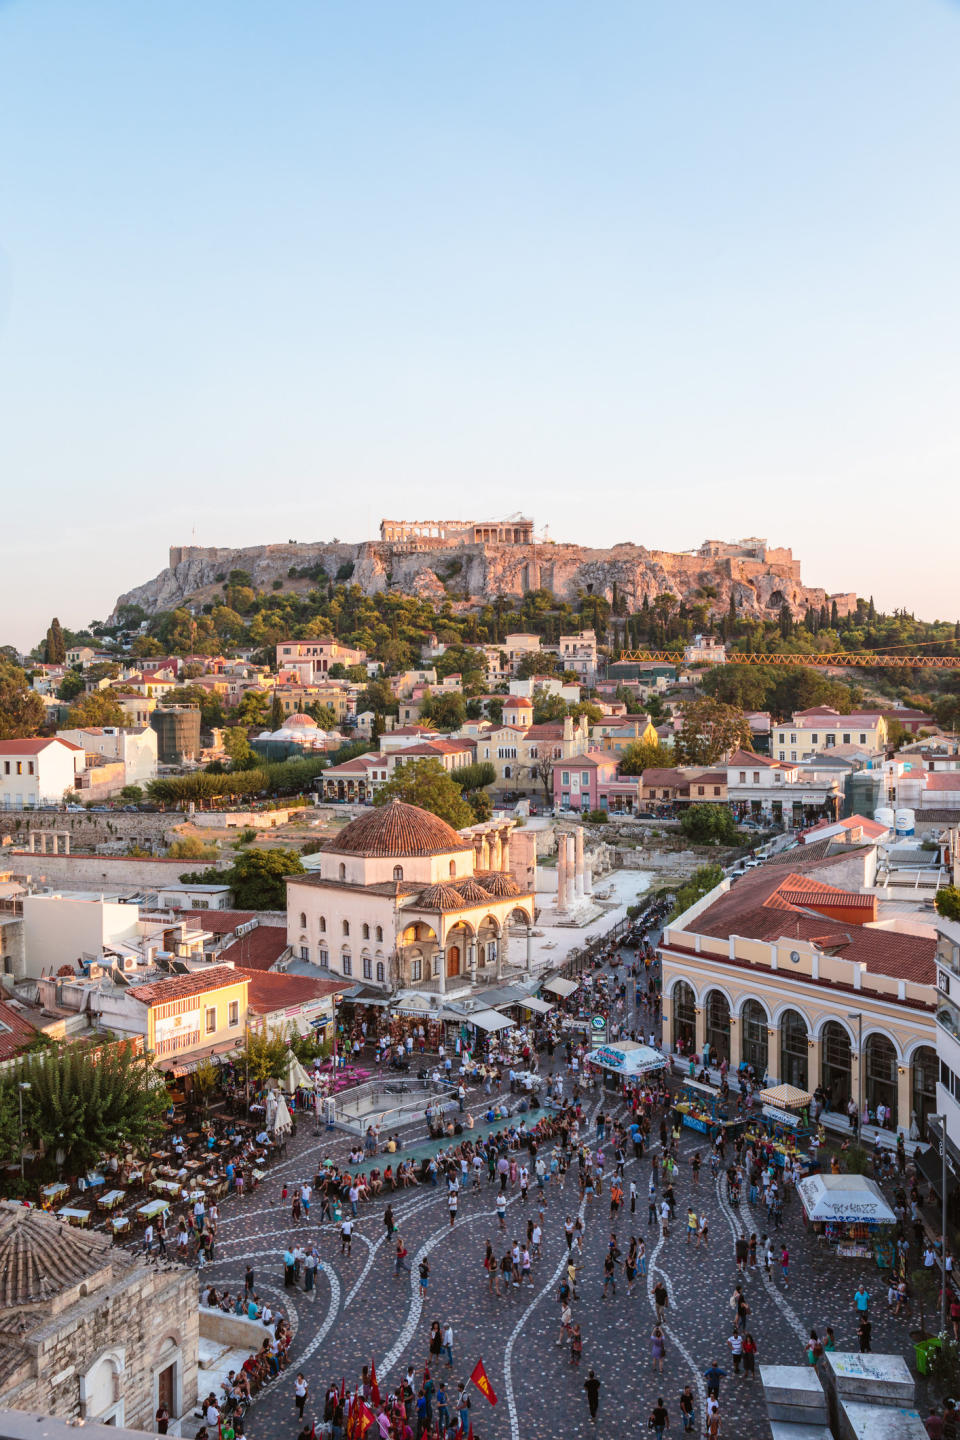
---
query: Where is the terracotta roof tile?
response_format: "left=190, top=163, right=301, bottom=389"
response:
left=0, top=1001, right=38, bottom=1062
left=322, top=800, right=471, bottom=858
left=130, top=964, right=247, bottom=1005
left=236, top=969, right=348, bottom=1011
left=219, top=929, right=290, bottom=971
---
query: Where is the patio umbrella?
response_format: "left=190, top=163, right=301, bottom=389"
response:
left=284, top=1053, right=315, bottom=1092
left=265, top=1090, right=278, bottom=1129
left=273, top=1093, right=293, bottom=1135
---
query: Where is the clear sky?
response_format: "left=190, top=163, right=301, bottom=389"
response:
left=2, top=1, right=958, bottom=650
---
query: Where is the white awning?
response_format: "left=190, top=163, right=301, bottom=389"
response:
left=543, top=977, right=578, bottom=998
left=468, top=1009, right=515, bottom=1033
left=516, top=995, right=553, bottom=1015
left=586, top=1043, right=667, bottom=1078
left=797, top=1173, right=895, bottom=1225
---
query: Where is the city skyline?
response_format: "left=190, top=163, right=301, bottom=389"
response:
left=2, top=1, right=959, bottom=648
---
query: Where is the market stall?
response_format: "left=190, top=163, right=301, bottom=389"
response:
left=797, top=1173, right=895, bottom=1259
left=585, top=1041, right=667, bottom=1093
left=673, top=1079, right=744, bottom=1139
left=748, top=1084, right=819, bottom=1173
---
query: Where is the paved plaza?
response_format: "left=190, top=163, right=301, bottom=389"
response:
left=178, top=962, right=936, bottom=1440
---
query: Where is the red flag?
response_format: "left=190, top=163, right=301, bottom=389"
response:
left=340, top=1378, right=346, bottom=1402
left=467, top=1423, right=474, bottom=1440
left=370, top=1357, right=381, bottom=1407
left=470, top=1360, right=497, bottom=1406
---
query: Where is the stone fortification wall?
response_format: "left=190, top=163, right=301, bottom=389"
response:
left=5, top=851, right=230, bottom=890
left=113, top=534, right=853, bottom=623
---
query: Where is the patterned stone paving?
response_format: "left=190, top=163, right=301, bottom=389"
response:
left=146, top=969, right=934, bottom=1440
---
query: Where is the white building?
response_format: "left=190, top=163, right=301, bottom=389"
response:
left=286, top=801, right=535, bottom=993
left=21, top=893, right=209, bottom=979
left=57, top=725, right=158, bottom=787
left=0, top=738, right=85, bottom=809
left=558, top=630, right=598, bottom=685
left=934, top=917, right=960, bottom=1175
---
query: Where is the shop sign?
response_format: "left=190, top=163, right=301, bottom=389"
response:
left=590, top=1014, right=607, bottom=1049
left=592, top=1046, right=626, bottom=1069
left=762, top=1104, right=802, bottom=1127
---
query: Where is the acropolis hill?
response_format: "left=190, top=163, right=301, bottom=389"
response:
left=111, top=520, right=856, bottom=622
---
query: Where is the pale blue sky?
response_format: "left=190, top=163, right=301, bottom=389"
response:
left=1, top=1, right=958, bottom=648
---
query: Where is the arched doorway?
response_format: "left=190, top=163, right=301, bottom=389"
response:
left=865, top=1033, right=898, bottom=1128
left=741, top=1000, right=768, bottom=1078
left=821, top=1021, right=852, bottom=1112
left=446, top=945, right=461, bottom=978
left=779, top=1009, right=809, bottom=1090
left=672, top=980, right=696, bottom=1054
left=912, top=1045, right=937, bottom=1139
left=705, top=990, right=731, bottom=1067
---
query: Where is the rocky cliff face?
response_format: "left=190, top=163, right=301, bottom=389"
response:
left=111, top=537, right=856, bottom=622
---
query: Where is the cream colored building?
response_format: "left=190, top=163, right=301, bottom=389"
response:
left=659, top=850, right=938, bottom=1133
left=287, top=801, right=535, bottom=992
left=773, top=707, right=889, bottom=762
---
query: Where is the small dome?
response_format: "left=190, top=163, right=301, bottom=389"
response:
left=450, top=877, right=492, bottom=904
left=478, top=871, right=522, bottom=898
left=417, top=882, right=465, bottom=911
left=283, top=712, right=318, bottom=728
left=504, top=696, right=533, bottom=707
left=0, top=1202, right=115, bottom=1310
left=324, top=800, right=472, bottom=859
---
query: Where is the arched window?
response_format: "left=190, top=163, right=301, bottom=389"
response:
left=740, top=1000, right=768, bottom=1077
left=376, top=961, right=385, bottom=983
left=362, top=923, right=370, bottom=940
left=319, top=916, right=326, bottom=933
left=342, top=919, right=350, bottom=937
left=865, top=1033, right=898, bottom=1127
left=299, top=912, right=306, bottom=929
left=449, top=861, right=457, bottom=877
left=912, top=1045, right=937, bottom=1139
left=821, top=1021, right=852, bottom=1111
left=393, top=865, right=404, bottom=882
left=339, top=862, right=346, bottom=881
left=375, top=925, right=383, bottom=942
left=779, top=1009, right=809, bottom=1090
left=704, top=990, right=730, bottom=1066
left=672, top=980, right=695, bottom=1054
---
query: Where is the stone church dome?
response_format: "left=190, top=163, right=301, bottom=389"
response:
left=324, top=800, right=471, bottom=859
left=0, top=1202, right=114, bottom=1310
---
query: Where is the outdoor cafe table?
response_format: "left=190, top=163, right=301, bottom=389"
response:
left=40, top=1182, right=68, bottom=1207
left=137, top=1199, right=170, bottom=1223
left=58, top=1206, right=91, bottom=1227
left=151, top=1179, right=181, bottom=1198
left=83, top=1172, right=106, bottom=1189
left=111, top=1216, right=131, bottom=1235
left=125, top=1169, right=144, bottom=1185
left=98, top=1189, right=127, bottom=1211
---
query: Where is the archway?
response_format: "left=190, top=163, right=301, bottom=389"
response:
left=704, top=990, right=730, bottom=1067
left=740, top=999, right=768, bottom=1078
left=912, top=1045, right=937, bottom=1139
left=821, top=1021, right=852, bottom=1112
left=865, top=1033, right=898, bottom=1128
left=672, top=980, right=696, bottom=1054
left=779, top=1009, right=809, bottom=1090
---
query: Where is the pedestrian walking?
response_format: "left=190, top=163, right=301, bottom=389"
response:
left=650, top=1326, right=666, bottom=1374
left=649, top=1397, right=669, bottom=1440
left=583, top=1369, right=600, bottom=1424
left=294, top=1375, right=308, bottom=1419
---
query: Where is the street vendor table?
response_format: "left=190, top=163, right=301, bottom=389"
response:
left=125, top=1169, right=144, bottom=1185
left=137, top=1200, right=170, bottom=1223
left=673, top=1080, right=743, bottom=1139
left=58, top=1206, right=91, bottom=1227
left=40, top=1182, right=68, bottom=1207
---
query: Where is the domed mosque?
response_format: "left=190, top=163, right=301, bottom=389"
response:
left=258, top=710, right=334, bottom=751
left=286, top=800, right=535, bottom=994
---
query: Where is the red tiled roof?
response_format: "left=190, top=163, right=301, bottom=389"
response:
left=130, top=964, right=247, bottom=1005
left=0, top=738, right=83, bottom=755
left=235, top=968, right=347, bottom=1011
left=181, top=910, right=261, bottom=934
left=0, top=1001, right=38, bottom=1062
left=928, top=775, right=960, bottom=791
left=323, top=800, right=470, bottom=858
left=220, top=930, right=291, bottom=972
left=727, top=748, right=779, bottom=767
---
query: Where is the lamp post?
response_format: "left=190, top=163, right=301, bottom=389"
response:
left=847, top=1011, right=863, bottom=1141
left=17, top=1082, right=31, bottom=1182
left=932, top=1113, right=949, bottom=1338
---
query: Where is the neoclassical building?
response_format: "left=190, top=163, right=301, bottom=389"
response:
left=286, top=801, right=536, bottom=993
left=659, top=847, right=938, bottom=1135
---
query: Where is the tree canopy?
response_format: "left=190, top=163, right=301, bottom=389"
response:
left=180, top=846, right=305, bottom=909
left=373, top=757, right=475, bottom=828
left=678, top=803, right=740, bottom=846
left=0, top=660, right=45, bottom=739
left=935, top=886, right=960, bottom=923
left=617, top=739, right=676, bottom=776
left=674, top=697, right=752, bottom=766
left=65, top=690, right=128, bottom=729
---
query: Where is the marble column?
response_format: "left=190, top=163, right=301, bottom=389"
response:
left=497, top=929, right=506, bottom=980
left=557, top=835, right=568, bottom=912
left=574, top=828, right=584, bottom=901
left=525, top=929, right=532, bottom=970
left=468, top=940, right=477, bottom=981
left=491, top=832, right=503, bottom=871
left=566, top=834, right=576, bottom=906
left=500, top=828, right=511, bottom=872
left=437, top=948, right=447, bottom=995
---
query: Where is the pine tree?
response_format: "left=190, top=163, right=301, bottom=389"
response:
left=830, top=600, right=839, bottom=629
left=868, top=596, right=876, bottom=622
left=44, top=617, right=66, bottom=664
left=270, top=693, right=284, bottom=730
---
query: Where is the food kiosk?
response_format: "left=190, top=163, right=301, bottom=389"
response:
left=584, top=1042, right=667, bottom=1094
left=673, top=1079, right=744, bottom=1139
left=797, top=1173, right=895, bottom=1259
left=748, top=1084, right=819, bottom=1174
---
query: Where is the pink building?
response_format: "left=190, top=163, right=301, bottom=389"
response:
left=551, top=750, right=642, bottom=813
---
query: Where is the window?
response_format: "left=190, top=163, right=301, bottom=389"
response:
left=393, top=866, right=404, bottom=881
left=752, top=772, right=759, bottom=784
left=15, top=762, right=22, bottom=776
left=410, top=957, right=422, bottom=982
left=300, top=945, right=309, bottom=960
left=739, top=771, right=746, bottom=783
left=581, top=772, right=590, bottom=786
left=843, top=733, right=850, bottom=745
left=376, top=961, right=385, bottom=982
left=299, top=911, right=306, bottom=929
left=342, top=920, right=350, bottom=936
left=697, top=786, right=704, bottom=796
left=790, top=734, right=796, bottom=745
left=713, top=786, right=720, bottom=796
left=362, top=923, right=370, bottom=940
left=773, top=771, right=782, bottom=784
left=486, top=939, right=498, bottom=965
left=778, top=752, right=785, bottom=761
left=432, top=953, right=441, bottom=976
left=561, top=771, right=570, bottom=785
left=504, top=765, right=511, bottom=779
left=27, top=762, right=34, bottom=776
left=811, top=733, right=819, bottom=744
left=362, top=956, right=372, bottom=979
left=859, top=733, right=866, bottom=745
left=319, top=916, right=326, bottom=933
left=339, top=863, right=346, bottom=881
left=228, top=1000, right=239, bottom=1027
left=826, top=733, right=835, bottom=747
left=375, top=925, right=383, bottom=942
left=341, top=951, right=352, bottom=976
left=318, top=947, right=328, bottom=967
left=2, top=762, right=7, bottom=775
left=205, top=1006, right=217, bottom=1034
left=790, top=751, right=796, bottom=761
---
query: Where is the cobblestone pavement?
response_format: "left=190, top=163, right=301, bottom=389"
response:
left=161, top=974, right=932, bottom=1440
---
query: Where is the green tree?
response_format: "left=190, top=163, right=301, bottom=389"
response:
left=669, top=864, right=725, bottom=920
left=373, top=758, right=475, bottom=828
left=452, top=761, right=497, bottom=792
left=270, top=693, right=284, bottom=730
left=228, top=847, right=305, bottom=908
left=429, top=693, right=466, bottom=730
left=57, top=670, right=86, bottom=702
left=65, top=690, right=127, bottom=728
left=0, top=660, right=45, bottom=739
left=222, top=727, right=255, bottom=770
left=617, top=739, right=676, bottom=776
left=935, top=886, right=960, bottom=923
left=119, top=784, right=143, bottom=802
left=357, top=679, right=398, bottom=716
left=44, top=617, right=66, bottom=663
left=243, top=1028, right=290, bottom=1086
left=308, top=703, right=338, bottom=729
left=168, top=836, right=220, bottom=861
left=679, top=804, right=739, bottom=846
left=674, top=697, right=752, bottom=766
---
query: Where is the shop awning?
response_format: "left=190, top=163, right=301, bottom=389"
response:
left=165, top=1041, right=238, bottom=1077
left=797, top=1173, right=895, bottom=1224
left=586, top=1042, right=667, bottom=1078
left=543, top=977, right=578, bottom=998
left=515, top=996, right=553, bottom=1015
left=759, top=1084, right=813, bottom=1110
left=468, top=1009, right=515, bottom=1033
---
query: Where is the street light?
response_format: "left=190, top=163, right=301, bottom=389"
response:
left=17, top=1082, right=31, bottom=1182
left=931, top=1113, right=949, bottom=1338
left=847, top=1011, right=863, bottom=1140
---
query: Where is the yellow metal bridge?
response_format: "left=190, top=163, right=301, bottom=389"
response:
left=615, top=651, right=960, bottom=669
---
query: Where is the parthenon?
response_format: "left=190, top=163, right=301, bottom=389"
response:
left=380, top=516, right=534, bottom=549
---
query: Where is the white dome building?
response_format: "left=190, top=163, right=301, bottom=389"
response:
left=258, top=712, right=331, bottom=750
